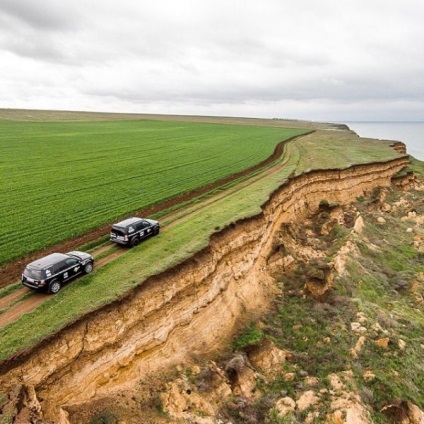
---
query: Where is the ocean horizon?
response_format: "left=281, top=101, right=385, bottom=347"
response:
left=341, top=121, right=424, bottom=161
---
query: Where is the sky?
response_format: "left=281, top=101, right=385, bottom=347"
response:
left=1, top=0, right=424, bottom=122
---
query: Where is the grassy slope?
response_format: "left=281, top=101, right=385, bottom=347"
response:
left=0, top=118, right=306, bottom=264
left=291, top=129, right=403, bottom=174
left=0, top=129, right=404, bottom=361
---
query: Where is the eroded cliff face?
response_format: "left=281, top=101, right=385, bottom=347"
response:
left=0, top=156, right=412, bottom=423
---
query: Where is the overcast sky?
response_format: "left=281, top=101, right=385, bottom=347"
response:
left=1, top=0, right=424, bottom=121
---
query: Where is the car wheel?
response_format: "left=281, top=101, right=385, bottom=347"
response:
left=84, top=263, right=93, bottom=274
left=48, top=280, right=61, bottom=294
left=154, top=226, right=160, bottom=235
left=130, top=237, right=140, bottom=247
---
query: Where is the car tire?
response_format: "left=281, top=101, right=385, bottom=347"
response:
left=154, top=226, right=160, bottom=235
left=130, top=237, right=140, bottom=247
left=48, top=279, right=61, bottom=294
left=84, top=263, right=93, bottom=274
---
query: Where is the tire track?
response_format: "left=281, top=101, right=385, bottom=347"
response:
left=0, top=137, right=301, bottom=328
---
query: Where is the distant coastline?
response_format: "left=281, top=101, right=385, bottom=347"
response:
left=343, top=121, right=424, bottom=161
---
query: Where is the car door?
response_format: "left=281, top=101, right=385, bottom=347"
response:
left=51, top=261, right=68, bottom=282
left=63, top=258, right=81, bottom=280
left=140, top=220, right=152, bottom=239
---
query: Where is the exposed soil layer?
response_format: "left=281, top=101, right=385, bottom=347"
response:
left=0, top=155, right=411, bottom=423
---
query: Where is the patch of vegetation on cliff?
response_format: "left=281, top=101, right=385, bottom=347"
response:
left=410, top=156, right=424, bottom=177
left=224, top=183, right=424, bottom=423
left=291, top=129, right=405, bottom=175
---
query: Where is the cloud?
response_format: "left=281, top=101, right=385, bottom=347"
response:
left=0, top=0, right=79, bottom=30
left=0, top=0, right=424, bottom=121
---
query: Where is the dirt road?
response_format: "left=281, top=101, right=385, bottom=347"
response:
left=0, top=137, right=300, bottom=329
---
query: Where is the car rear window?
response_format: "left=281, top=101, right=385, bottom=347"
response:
left=112, top=227, right=126, bottom=236
left=24, top=267, right=44, bottom=280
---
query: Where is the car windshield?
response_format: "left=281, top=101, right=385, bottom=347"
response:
left=24, top=267, right=44, bottom=280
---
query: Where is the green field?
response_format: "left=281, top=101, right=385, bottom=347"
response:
left=0, top=119, right=307, bottom=264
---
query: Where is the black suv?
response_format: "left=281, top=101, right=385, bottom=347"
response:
left=110, top=217, right=160, bottom=247
left=21, top=251, right=94, bottom=294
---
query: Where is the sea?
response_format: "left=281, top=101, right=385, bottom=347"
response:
left=340, top=122, right=424, bottom=161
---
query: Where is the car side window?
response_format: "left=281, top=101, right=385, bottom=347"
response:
left=142, top=220, right=151, bottom=228
left=51, top=262, right=64, bottom=274
left=65, top=258, right=78, bottom=268
left=134, top=221, right=144, bottom=231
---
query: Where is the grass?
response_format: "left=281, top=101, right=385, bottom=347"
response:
left=290, top=130, right=404, bottom=174
left=0, top=283, right=21, bottom=300
left=233, top=324, right=265, bottom=351
left=0, top=118, right=307, bottom=265
left=410, top=156, right=424, bottom=177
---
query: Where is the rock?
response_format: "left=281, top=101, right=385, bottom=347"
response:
left=284, top=372, right=296, bottom=382
left=296, top=390, right=320, bottom=412
left=377, top=217, right=386, bottom=224
left=398, top=339, right=406, bottom=350
left=381, top=400, right=424, bottom=424
left=329, top=374, right=345, bottom=391
left=305, top=376, right=319, bottom=387
left=247, top=339, right=290, bottom=375
left=353, top=215, right=365, bottom=234
left=356, top=312, right=367, bottom=323
left=305, top=411, right=320, bottom=423
left=58, top=408, right=71, bottom=424
left=404, top=401, right=424, bottom=423
left=351, top=336, right=366, bottom=358
left=274, top=396, right=296, bottom=417
left=371, top=322, right=388, bottom=335
left=328, top=409, right=345, bottom=424
left=327, top=372, right=372, bottom=423
left=375, top=338, right=390, bottom=349
left=160, top=378, right=215, bottom=420
left=362, top=369, right=375, bottom=381
left=351, top=322, right=367, bottom=333
left=328, top=401, right=371, bottom=424
left=413, top=235, right=424, bottom=252
left=225, top=354, right=259, bottom=398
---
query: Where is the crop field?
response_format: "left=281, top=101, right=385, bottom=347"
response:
left=0, top=118, right=307, bottom=264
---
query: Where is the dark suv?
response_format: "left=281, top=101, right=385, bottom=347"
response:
left=21, top=251, right=94, bottom=294
left=110, top=217, right=160, bottom=247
